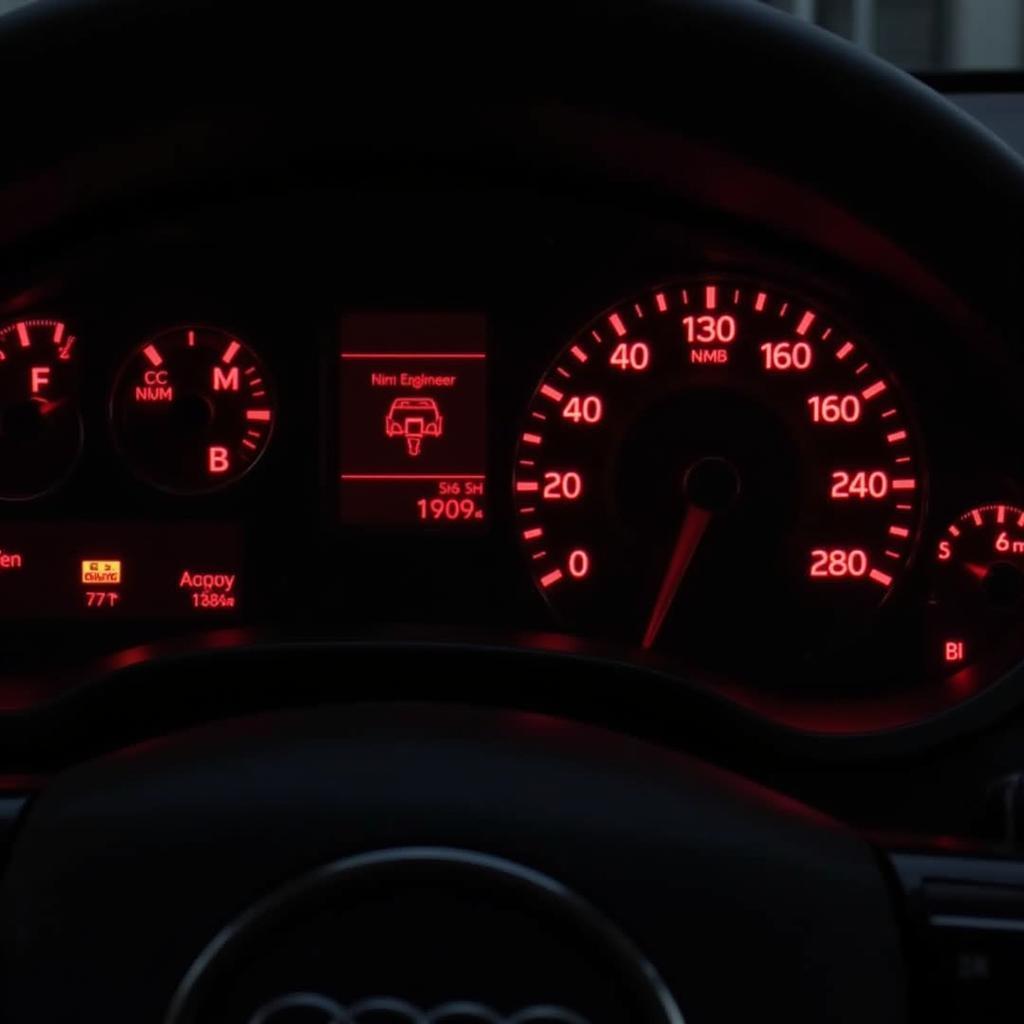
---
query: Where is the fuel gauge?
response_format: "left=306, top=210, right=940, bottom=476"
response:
left=931, top=503, right=1024, bottom=675
left=111, top=326, right=275, bottom=494
left=0, top=317, right=82, bottom=500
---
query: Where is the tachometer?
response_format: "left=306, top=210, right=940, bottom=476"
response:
left=111, top=326, right=275, bottom=494
left=514, top=279, right=924, bottom=682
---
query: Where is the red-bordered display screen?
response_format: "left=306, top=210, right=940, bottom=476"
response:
left=338, top=313, right=487, bottom=527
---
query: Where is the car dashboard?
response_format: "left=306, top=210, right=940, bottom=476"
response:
left=3, top=2, right=1024, bottom=1022
left=4, top=164, right=1024, bottom=740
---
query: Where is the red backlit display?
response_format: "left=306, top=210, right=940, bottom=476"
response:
left=513, top=278, right=924, bottom=685
left=110, top=326, right=276, bottom=494
left=339, top=313, right=487, bottom=526
left=0, top=524, right=242, bottom=618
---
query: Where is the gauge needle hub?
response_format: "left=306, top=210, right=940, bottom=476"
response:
left=642, top=504, right=713, bottom=650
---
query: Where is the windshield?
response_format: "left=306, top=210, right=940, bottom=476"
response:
left=763, top=0, right=1024, bottom=72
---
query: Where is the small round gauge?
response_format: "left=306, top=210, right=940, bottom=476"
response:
left=514, top=278, right=925, bottom=685
left=930, top=504, right=1024, bottom=677
left=0, top=317, right=82, bottom=500
left=111, top=326, right=275, bottom=494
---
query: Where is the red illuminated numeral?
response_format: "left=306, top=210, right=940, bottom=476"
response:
left=568, top=549, right=590, bottom=578
left=830, top=471, right=889, bottom=500
left=995, top=530, right=1024, bottom=554
left=938, top=540, right=952, bottom=561
left=192, top=592, right=237, bottom=609
left=610, top=342, right=650, bottom=371
left=416, top=498, right=482, bottom=521
left=562, top=395, right=604, bottom=424
left=761, top=341, right=812, bottom=371
left=683, top=315, right=736, bottom=344
left=808, top=394, right=861, bottom=423
left=543, top=471, right=583, bottom=500
left=809, top=549, right=869, bottom=578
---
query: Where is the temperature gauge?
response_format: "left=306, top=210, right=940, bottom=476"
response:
left=0, top=317, right=82, bottom=500
left=931, top=504, right=1024, bottom=675
left=111, top=326, right=275, bottom=494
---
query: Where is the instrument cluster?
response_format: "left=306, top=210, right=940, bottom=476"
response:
left=0, top=189, right=1021, bottom=740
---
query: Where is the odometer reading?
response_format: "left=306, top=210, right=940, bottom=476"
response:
left=514, top=280, right=924, bottom=680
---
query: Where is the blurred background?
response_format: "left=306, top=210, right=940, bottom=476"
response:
left=763, top=0, right=1024, bottom=71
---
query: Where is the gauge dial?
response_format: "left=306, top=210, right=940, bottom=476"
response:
left=0, top=317, right=82, bottom=500
left=111, top=326, right=275, bottom=494
left=931, top=504, right=1024, bottom=677
left=514, top=279, right=924, bottom=683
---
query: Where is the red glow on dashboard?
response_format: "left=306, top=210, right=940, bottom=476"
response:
left=179, top=569, right=238, bottom=610
left=944, top=639, right=966, bottom=663
left=112, top=326, right=275, bottom=493
left=608, top=312, right=627, bottom=337
left=212, top=365, right=240, bottom=391
left=385, top=397, right=443, bottom=457
left=207, top=446, right=230, bottom=475
left=0, top=524, right=242, bottom=619
left=0, top=549, right=23, bottom=569
left=540, top=568, right=564, bottom=588
left=516, top=279, right=924, bottom=693
left=795, top=311, right=815, bottom=336
left=338, top=313, right=488, bottom=527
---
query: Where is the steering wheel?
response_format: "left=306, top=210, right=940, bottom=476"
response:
left=1, top=1, right=1022, bottom=1021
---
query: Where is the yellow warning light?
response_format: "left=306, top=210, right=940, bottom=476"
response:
left=81, top=559, right=122, bottom=585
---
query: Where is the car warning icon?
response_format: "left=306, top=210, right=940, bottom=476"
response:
left=385, top=397, right=444, bottom=457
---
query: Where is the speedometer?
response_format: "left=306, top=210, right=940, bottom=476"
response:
left=514, top=278, right=924, bottom=683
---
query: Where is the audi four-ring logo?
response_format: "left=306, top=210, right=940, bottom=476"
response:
left=248, top=993, right=592, bottom=1023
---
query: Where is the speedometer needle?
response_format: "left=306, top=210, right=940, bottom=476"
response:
left=642, top=504, right=713, bottom=650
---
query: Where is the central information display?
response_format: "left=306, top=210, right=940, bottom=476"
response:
left=338, top=312, right=488, bottom=526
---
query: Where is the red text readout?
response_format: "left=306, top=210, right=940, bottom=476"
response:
left=0, top=524, right=242, bottom=619
left=338, top=313, right=488, bottom=527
